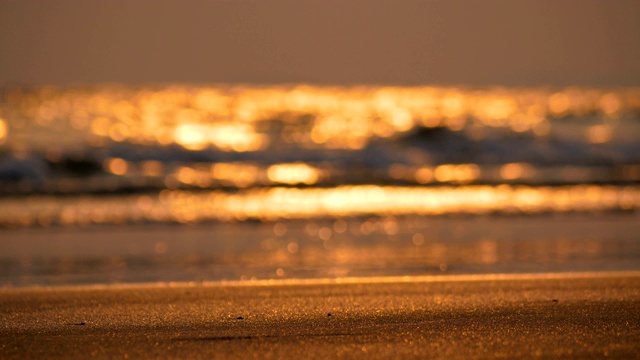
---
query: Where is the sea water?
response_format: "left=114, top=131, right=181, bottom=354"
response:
left=1, top=84, right=639, bottom=286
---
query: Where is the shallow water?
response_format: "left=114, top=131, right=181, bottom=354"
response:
left=1, top=214, right=639, bottom=287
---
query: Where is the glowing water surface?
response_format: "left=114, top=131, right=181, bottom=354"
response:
left=0, top=185, right=638, bottom=227
left=1, top=84, right=639, bottom=197
left=1, top=85, right=639, bottom=286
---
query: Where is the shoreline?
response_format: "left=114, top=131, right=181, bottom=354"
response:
left=3, top=214, right=640, bottom=288
left=3, top=269, right=640, bottom=292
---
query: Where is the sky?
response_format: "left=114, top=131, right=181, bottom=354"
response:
left=1, top=0, right=639, bottom=87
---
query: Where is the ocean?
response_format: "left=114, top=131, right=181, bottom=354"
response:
left=1, top=84, right=639, bottom=286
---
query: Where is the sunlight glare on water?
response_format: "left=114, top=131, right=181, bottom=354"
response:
left=0, top=185, right=638, bottom=228
left=2, top=85, right=639, bottom=152
left=0, top=84, right=639, bottom=228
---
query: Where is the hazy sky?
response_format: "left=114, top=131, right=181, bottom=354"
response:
left=1, top=0, right=639, bottom=87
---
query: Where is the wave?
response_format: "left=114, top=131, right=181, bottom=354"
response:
left=0, top=84, right=639, bottom=226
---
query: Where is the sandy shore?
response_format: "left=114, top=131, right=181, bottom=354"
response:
left=1, top=272, right=639, bottom=359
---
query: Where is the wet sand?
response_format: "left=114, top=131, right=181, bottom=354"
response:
left=1, top=272, right=639, bottom=359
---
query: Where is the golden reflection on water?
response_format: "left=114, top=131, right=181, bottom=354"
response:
left=104, top=157, right=128, bottom=176
left=210, top=163, right=260, bottom=188
left=100, top=158, right=326, bottom=188
left=1, top=84, right=639, bottom=226
left=586, top=124, right=613, bottom=144
left=90, top=157, right=640, bottom=191
left=4, top=213, right=638, bottom=286
left=2, top=85, right=639, bottom=152
left=499, top=163, right=536, bottom=181
left=173, top=122, right=267, bottom=151
left=0, top=118, right=7, bottom=144
left=0, top=185, right=638, bottom=228
left=266, top=163, right=322, bottom=185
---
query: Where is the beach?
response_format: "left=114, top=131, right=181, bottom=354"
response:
left=2, top=2, right=640, bottom=359
left=1, top=272, right=639, bottom=359
left=1, top=51, right=639, bottom=360
left=2, top=214, right=639, bottom=358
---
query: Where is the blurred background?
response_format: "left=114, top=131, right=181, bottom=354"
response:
left=1, top=0, right=639, bottom=287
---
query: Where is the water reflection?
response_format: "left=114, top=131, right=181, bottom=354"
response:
left=1, top=84, right=639, bottom=196
left=2, top=215, right=638, bottom=287
left=2, top=85, right=639, bottom=152
left=1, top=84, right=639, bottom=286
left=0, top=185, right=638, bottom=228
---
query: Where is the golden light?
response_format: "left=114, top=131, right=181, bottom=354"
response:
left=419, top=115, right=441, bottom=128
left=211, top=162, right=260, bottom=188
left=104, top=158, right=128, bottom=175
left=108, top=123, right=129, bottom=142
left=174, top=123, right=209, bottom=151
left=333, top=219, right=348, bottom=233
left=141, top=160, right=164, bottom=177
left=267, top=163, right=321, bottom=185
left=194, top=89, right=230, bottom=114
left=155, top=130, right=175, bottom=146
left=90, top=117, right=111, bottom=137
left=444, top=117, right=466, bottom=131
left=0, top=118, right=7, bottom=143
left=434, top=165, right=456, bottom=182
left=532, top=121, right=551, bottom=137
left=599, top=93, right=622, bottom=116
left=548, top=92, right=571, bottom=117
left=286, top=242, right=299, bottom=254
left=176, top=166, right=197, bottom=185
left=412, top=233, right=425, bottom=246
left=1, top=83, right=639, bottom=229
left=273, top=222, right=287, bottom=236
left=94, top=185, right=640, bottom=222
left=434, top=164, right=480, bottom=183
left=4, top=84, right=637, bottom=155
left=586, top=124, right=613, bottom=144
left=415, top=166, right=434, bottom=184
left=388, top=108, right=414, bottom=132
left=500, top=163, right=535, bottom=180
left=1, top=184, right=638, bottom=227
left=311, top=115, right=372, bottom=148
left=473, top=96, right=517, bottom=126
left=207, top=123, right=267, bottom=152
left=388, top=164, right=410, bottom=180
left=441, top=93, right=466, bottom=118
left=487, top=98, right=517, bottom=120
